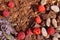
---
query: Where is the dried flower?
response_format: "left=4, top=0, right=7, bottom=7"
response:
left=8, top=1, right=15, bottom=8
left=33, top=27, right=41, bottom=35
left=47, top=27, right=55, bottom=35
left=26, top=29, right=33, bottom=35
left=35, top=16, right=42, bottom=24
left=3, top=10, right=10, bottom=17
left=17, top=32, right=25, bottom=40
left=38, top=5, right=46, bottom=13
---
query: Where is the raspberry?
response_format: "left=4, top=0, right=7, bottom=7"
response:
left=17, top=32, right=25, bottom=40
left=38, top=5, right=45, bottom=12
left=8, top=1, right=14, bottom=8
left=3, top=10, right=10, bottom=17
left=35, top=16, right=42, bottom=24
left=33, top=27, right=41, bottom=35
left=47, top=27, right=55, bottom=35
left=26, top=29, right=33, bottom=35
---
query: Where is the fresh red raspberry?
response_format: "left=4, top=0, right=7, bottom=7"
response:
left=47, top=27, right=55, bottom=35
left=17, top=32, right=25, bottom=40
left=26, top=29, right=33, bottom=35
left=33, top=27, right=41, bottom=35
left=38, top=5, right=45, bottom=12
left=35, top=16, right=42, bottom=24
left=3, top=10, right=10, bottom=17
left=8, top=1, right=15, bottom=8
